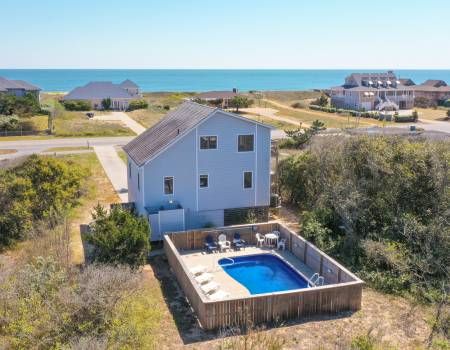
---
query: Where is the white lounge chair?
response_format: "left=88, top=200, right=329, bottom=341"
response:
left=209, top=290, right=230, bottom=301
left=255, top=233, right=265, bottom=247
left=201, top=281, right=220, bottom=295
left=189, top=265, right=206, bottom=276
left=218, top=234, right=231, bottom=252
left=195, top=272, right=213, bottom=284
left=277, top=238, right=287, bottom=251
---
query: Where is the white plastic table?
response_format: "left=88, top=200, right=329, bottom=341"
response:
left=264, top=233, right=278, bottom=247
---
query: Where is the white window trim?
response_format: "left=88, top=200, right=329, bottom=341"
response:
left=199, top=173, right=209, bottom=189
left=237, top=133, right=255, bottom=153
left=243, top=171, right=253, bottom=190
left=163, top=176, right=174, bottom=195
left=199, top=135, right=219, bottom=150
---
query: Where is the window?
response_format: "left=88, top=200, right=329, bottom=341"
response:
left=137, top=173, right=140, bottom=191
left=164, top=176, right=174, bottom=195
left=200, top=136, right=217, bottom=149
left=128, top=162, right=131, bottom=178
left=199, top=174, right=209, bottom=188
left=238, top=134, right=254, bottom=152
left=243, top=171, right=253, bottom=189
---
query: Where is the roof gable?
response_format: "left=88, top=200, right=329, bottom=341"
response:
left=120, top=79, right=139, bottom=88
left=0, top=77, right=40, bottom=91
left=123, top=101, right=273, bottom=166
left=63, top=81, right=134, bottom=100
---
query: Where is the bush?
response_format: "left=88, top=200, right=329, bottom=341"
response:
left=163, top=104, right=170, bottom=110
left=0, top=92, right=41, bottom=116
left=62, top=99, right=92, bottom=111
left=102, top=97, right=112, bottom=110
left=443, top=99, right=450, bottom=107
left=127, top=99, right=148, bottom=111
left=278, top=136, right=450, bottom=300
left=291, top=102, right=304, bottom=109
left=0, top=114, right=20, bottom=131
left=414, top=96, right=435, bottom=108
left=310, top=94, right=328, bottom=107
left=229, top=96, right=253, bottom=112
left=86, top=205, right=151, bottom=267
left=0, top=155, right=85, bottom=248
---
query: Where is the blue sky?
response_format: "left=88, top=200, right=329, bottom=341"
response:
left=1, top=0, right=449, bottom=69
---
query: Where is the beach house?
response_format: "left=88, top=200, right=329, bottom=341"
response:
left=0, top=77, right=41, bottom=100
left=330, top=71, right=415, bottom=111
left=192, top=89, right=239, bottom=108
left=409, top=80, right=450, bottom=106
left=123, top=101, right=273, bottom=241
left=63, top=80, right=141, bottom=110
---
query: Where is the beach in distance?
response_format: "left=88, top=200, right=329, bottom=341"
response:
left=2, top=69, right=450, bottom=92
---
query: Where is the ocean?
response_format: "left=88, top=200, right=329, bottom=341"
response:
left=1, top=69, right=450, bottom=92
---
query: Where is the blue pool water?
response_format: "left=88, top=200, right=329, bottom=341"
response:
left=218, top=254, right=309, bottom=295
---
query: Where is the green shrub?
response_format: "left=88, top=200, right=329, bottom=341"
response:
left=0, top=155, right=85, bottom=249
left=163, top=104, right=170, bottom=110
left=87, top=205, right=151, bottom=267
left=310, top=94, right=328, bottom=107
left=443, top=99, right=450, bottom=107
left=229, top=96, right=253, bottom=112
left=0, top=114, right=20, bottom=131
left=291, top=102, right=304, bottom=109
left=101, top=97, right=112, bottom=110
left=0, top=92, right=41, bottom=116
left=278, top=136, right=450, bottom=300
left=62, top=99, right=92, bottom=111
left=127, top=99, right=149, bottom=111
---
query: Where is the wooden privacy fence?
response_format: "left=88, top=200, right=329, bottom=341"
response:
left=164, top=221, right=364, bottom=330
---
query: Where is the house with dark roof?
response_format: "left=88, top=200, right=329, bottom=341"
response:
left=123, top=101, right=273, bottom=241
left=0, top=77, right=41, bottom=99
left=330, top=71, right=415, bottom=111
left=408, top=79, right=450, bottom=105
left=193, top=88, right=239, bottom=108
left=62, top=80, right=141, bottom=110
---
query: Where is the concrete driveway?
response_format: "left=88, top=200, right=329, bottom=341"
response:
left=93, top=112, right=146, bottom=135
left=94, top=146, right=128, bottom=203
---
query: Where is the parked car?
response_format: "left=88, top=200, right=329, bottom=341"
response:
left=86, top=112, right=94, bottom=118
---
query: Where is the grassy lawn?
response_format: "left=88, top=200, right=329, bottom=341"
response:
left=252, top=90, right=322, bottom=108
left=127, top=92, right=195, bottom=128
left=116, top=149, right=127, bottom=164
left=241, top=113, right=300, bottom=130
left=39, top=93, right=135, bottom=137
left=43, top=146, right=92, bottom=152
left=416, top=107, right=449, bottom=121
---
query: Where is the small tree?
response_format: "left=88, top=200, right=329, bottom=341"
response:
left=311, top=94, right=328, bottom=107
left=283, top=119, right=326, bottom=149
left=101, top=97, right=112, bottom=110
left=229, top=96, right=253, bottom=112
left=87, top=205, right=150, bottom=267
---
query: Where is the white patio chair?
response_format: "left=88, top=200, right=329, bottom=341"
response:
left=218, top=234, right=231, bottom=252
left=201, top=281, right=220, bottom=295
left=189, top=265, right=206, bottom=276
left=255, top=233, right=265, bottom=247
left=209, top=290, right=230, bottom=301
left=277, top=238, right=287, bottom=251
left=195, top=272, right=213, bottom=285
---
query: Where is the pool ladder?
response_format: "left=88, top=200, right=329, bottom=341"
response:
left=308, top=273, right=325, bottom=287
left=220, top=257, right=235, bottom=267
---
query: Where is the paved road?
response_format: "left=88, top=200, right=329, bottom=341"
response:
left=0, top=136, right=133, bottom=159
left=94, top=146, right=128, bottom=203
left=93, top=112, right=146, bottom=135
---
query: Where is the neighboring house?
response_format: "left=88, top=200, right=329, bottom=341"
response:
left=0, top=77, right=41, bottom=100
left=330, top=71, right=415, bottom=111
left=193, top=88, right=239, bottom=108
left=62, top=80, right=141, bottom=110
left=409, top=79, right=450, bottom=104
left=123, top=101, right=273, bottom=241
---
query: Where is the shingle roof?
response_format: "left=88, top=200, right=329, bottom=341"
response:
left=195, top=91, right=238, bottom=99
left=11, top=80, right=41, bottom=91
left=124, top=101, right=216, bottom=166
left=123, top=101, right=273, bottom=166
left=63, top=81, right=135, bottom=100
left=421, top=79, right=447, bottom=87
left=119, top=79, right=139, bottom=88
left=0, top=77, right=40, bottom=91
left=398, top=78, right=415, bottom=86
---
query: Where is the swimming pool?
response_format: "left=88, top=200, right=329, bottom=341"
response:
left=218, top=254, right=309, bottom=295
